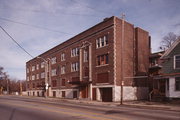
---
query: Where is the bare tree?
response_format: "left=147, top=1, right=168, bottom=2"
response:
left=0, top=66, right=9, bottom=94
left=159, top=32, right=178, bottom=50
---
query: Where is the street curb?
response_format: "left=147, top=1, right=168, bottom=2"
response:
left=7, top=95, right=180, bottom=112
left=60, top=99, right=180, bottom=112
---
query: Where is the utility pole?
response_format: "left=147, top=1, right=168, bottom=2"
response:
left=19, top=81, right=22, bottom=96
left=120, top=13, right=125, bottom=105
left=37, top=57, right=49, bottom=98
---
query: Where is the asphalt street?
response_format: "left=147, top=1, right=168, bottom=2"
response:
left=0, top=95, right=179, bottom=120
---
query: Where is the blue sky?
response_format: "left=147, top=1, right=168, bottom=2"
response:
left=0, top=0, right=180, bottom=80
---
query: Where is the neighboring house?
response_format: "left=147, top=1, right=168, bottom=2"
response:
left=161, top=39, right=180, bottom=99
left=149, top=39, right=180, bottom=101
left=149, top=51, right=164, bottom=92
left=26, top=16, right=150, bottom=102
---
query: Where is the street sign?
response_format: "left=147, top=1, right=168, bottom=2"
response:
left=45, top=83, right=48, bottom=90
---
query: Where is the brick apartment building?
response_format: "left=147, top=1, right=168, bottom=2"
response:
left=26, top=16, right=151, bottom=102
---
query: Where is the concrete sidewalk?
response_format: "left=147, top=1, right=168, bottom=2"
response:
left=31, top=96, right=180, bottom=112
left=8, top=95, right=180, bottom=112
left=59, top=98, right=180, bottom=112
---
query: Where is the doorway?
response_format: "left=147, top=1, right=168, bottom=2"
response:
left=100, top=88, right=112, bottom=102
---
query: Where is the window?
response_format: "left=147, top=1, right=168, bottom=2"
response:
left=174, top=55, right=180, bottom=69
left=71, top=48, right=79, bottom=57
left=84, top=50, right=88, bottom=62
left=62, top=79, right=65, bottom=86
left=27, top=76, right=29, bottom=81
left=84, top=67, right=89, bottom=77
left=41, top=62, right=45, bottom=68
left=96, top=35, right=108, bottom=48
left=33, top=83, right=35, bottom=88
left=32, top=75, right=35, bottom=80
left=27, top=68, right=29, bottom=73
left=97, top=72, right=109, bottom=83
left=36, top=74, right=39, bottom=80
left=175, top=77, right=180, bottom=91
left=61, top=53, right=65, bottom=61
left=41, top=72, right=45, bottom=78
left=32, top=66, right=35, bottom=71
left=71, top=62, right=79, bottom=72
left=61, top=66, right=65, bottom=74
left=51, top=57, right=56, bottom=64
left=51, top=69, right=57, bottom=76
left=52, top=80, right=57, bottom=87
left=62, top=91, right=65, bottom=97
left=97, top=54, right=109, bottom=66
left=166, top=78, right=169, bottom=91
left=36, top=64, right=39, bottom=70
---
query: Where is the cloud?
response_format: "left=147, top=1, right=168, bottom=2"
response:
left=0, top=0, right=180, bottom=79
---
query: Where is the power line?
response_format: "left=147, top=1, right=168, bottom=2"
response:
left=0, top=25, right=34, bottom=58
left=0, top=17, right=73, bottom=35
left=0, top=7, right=103, bottom=18
left=71, top=0, right=113, bottom=15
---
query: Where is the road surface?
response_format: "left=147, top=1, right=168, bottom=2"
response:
left=0, top=95, right=179, bottom=120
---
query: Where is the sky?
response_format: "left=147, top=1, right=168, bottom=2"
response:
left=0, top=0, right=180, bottom=80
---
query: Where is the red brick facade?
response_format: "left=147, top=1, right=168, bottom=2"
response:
left=26, top=16, right=150, bottom=101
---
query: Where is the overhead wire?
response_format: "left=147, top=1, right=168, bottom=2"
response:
left=0, top=25, right=34, bottom=58
left=0, top=7, right=104, bottom=18
left=0, top=17, right=73, bottom=35
left=71, top=0, right=114, bottom=15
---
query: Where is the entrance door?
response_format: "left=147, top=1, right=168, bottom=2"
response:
left=42, top=91, right=45, bottom=97
left=100, top=88, right=112, bottom=102
left=37, top=92, right=39, bottom=97
left=81, top=86, right=88, bottom=98
left=92, top=88, right=96, bottom=100
left=53, top=91, right=56, bottom=97
left=73, top=91, right=77, bottom=98
left=159, top=79, right=166, bottom=95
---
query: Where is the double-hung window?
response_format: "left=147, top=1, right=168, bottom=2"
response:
left=97, top=54, right=109, bottom=66
left=61, top=66, right=65, bottom=74
left=41, top=62, right=45, bottom=68
left=32, top=75, right=35, bottom=80
left=174, top=55, right=180, bottom=69
left=36, top=64, right=39, bottom=70
left=36, top=74, right=39, bottom=80
left=51, top=57, right=56, bottom=64
left=41, top=72, right=45, bottom=78
left=51, top=69, right=57, bottom=76
left=175, top=77, right=180, bottom=91
left=84, top=50, right=88, bottom=62
left=96, top=35, right=108, bottom=48
left=71, top=48, right=79, bottom=57
left=61, top=53, right=65, bottom=61
left=32, top=66, right=35, bottom=71
left=71, top=62, right=79, bottom=72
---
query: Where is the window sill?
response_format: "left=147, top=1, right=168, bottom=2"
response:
left=96, top=64, right=109, bottom=67
left=71, top=70, right=79, bottom=73
left=96, top=44, right=108, bottom=49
